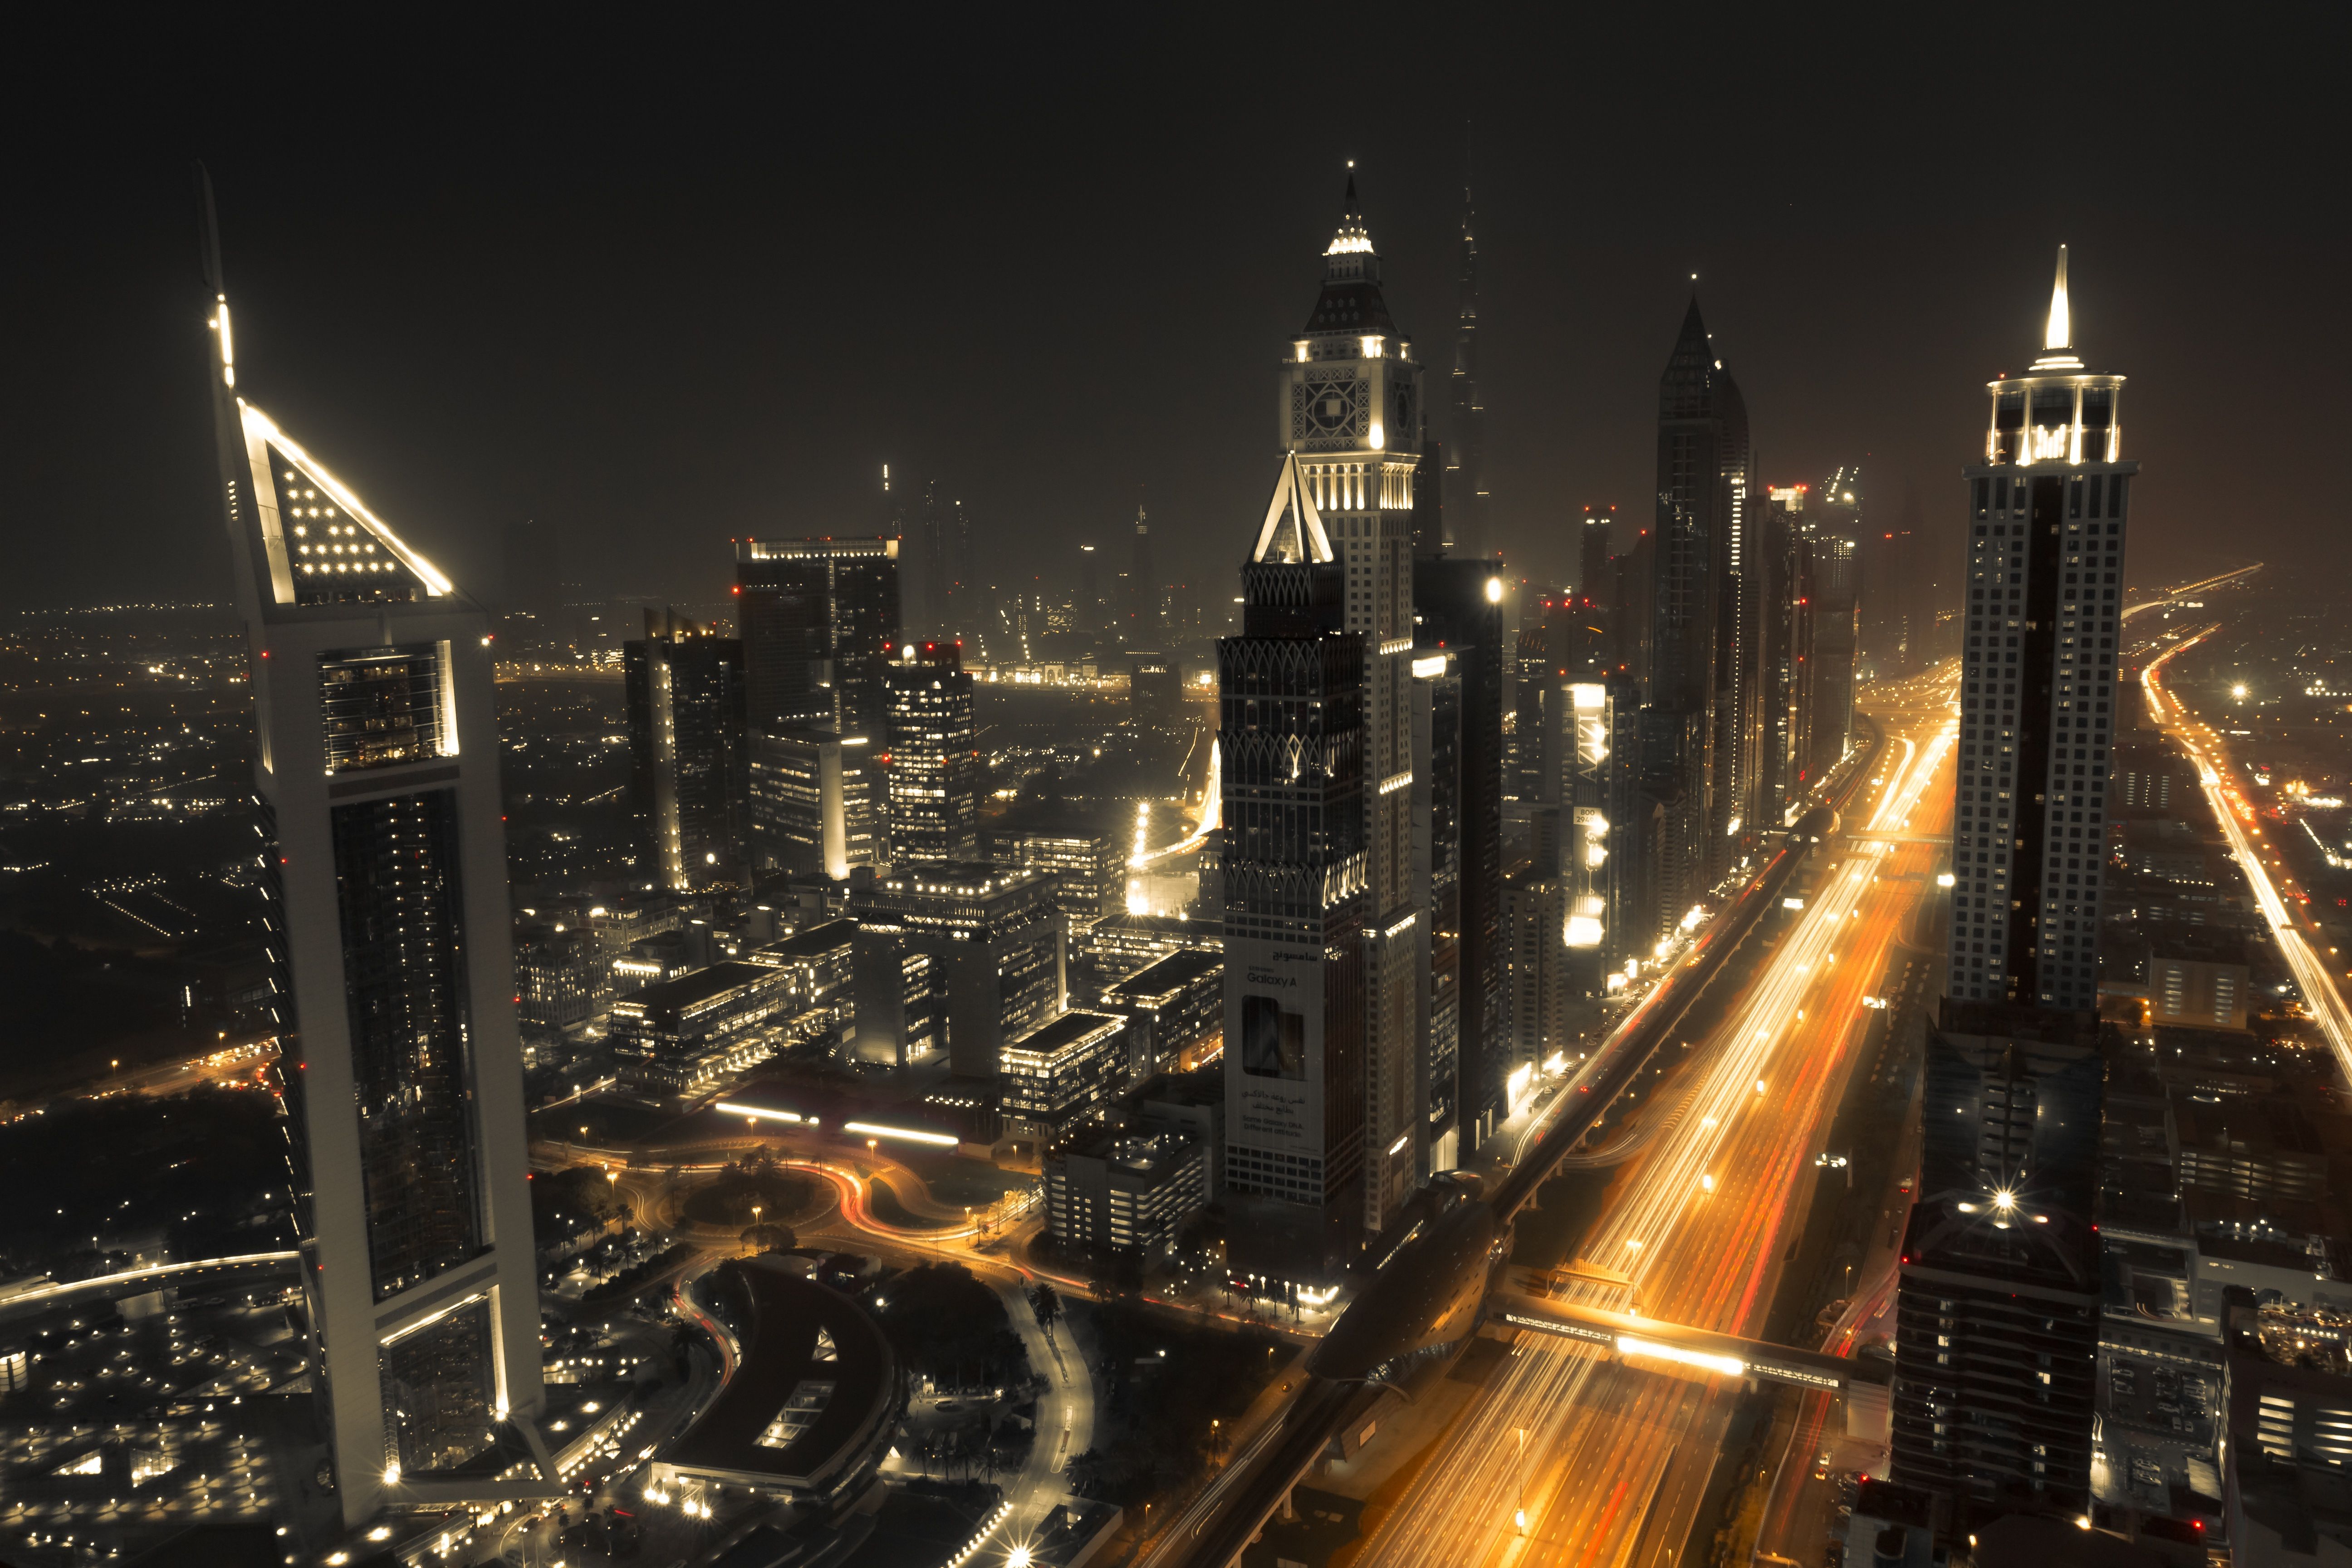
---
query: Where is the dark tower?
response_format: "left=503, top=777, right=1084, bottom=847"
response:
left=1646, top=294, right=1751, bottom=931
left=1445, top=137, right=1484, bottom=552
left=1413, top=557, right=1508, bottom=1154
left=1219, top=456, right=1369, bottom=1285
left=1129, top=504, right=1158, bottom=639
left=624, top=608, right=750, bottom=891
left=735, top=536, right=902, bottom=740
left=1889, top=246, right=2129, bottom=1540
left=1578, top=505, right=1615, bottom=606
left=1947, top=245, right=2134, bottom=1012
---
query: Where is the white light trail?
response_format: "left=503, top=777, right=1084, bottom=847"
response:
left=1616, top=1335, right=1744, bottom=1379
left=2146, top=634, right=2352, bottom=1079
left=1356, top=686, right=1959, bottom=1568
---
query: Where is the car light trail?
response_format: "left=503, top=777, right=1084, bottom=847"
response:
left=2145, top=631, right=2352, bottom=1078
left=1355, top=681, right=1959, bottom=1568
left=1615, top=1336, right=1743, bottom=1379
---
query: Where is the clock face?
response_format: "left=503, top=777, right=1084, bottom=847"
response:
left=1391, top=382, right=1414, bottom=439
left=1295, top=375, right=1367, bottom=446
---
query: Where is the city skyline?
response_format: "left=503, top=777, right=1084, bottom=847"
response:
left=5, top=19, right=2348, bottom=1568
left=6, top=17, right=2340, bottom=615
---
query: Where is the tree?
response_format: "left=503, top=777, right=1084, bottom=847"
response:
left=1029, top=1281, right=1063, bottom=1332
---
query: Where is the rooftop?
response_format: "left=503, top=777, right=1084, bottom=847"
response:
left=752, top=919, right=855, bottom=963
left=1008, top=1009, right=1126, bottom=1061
left=611, top=960, right=776, bottom=1017
left=1103, top=947, right=1222, bottom=1001
left=661, top=1262, right=900, bottom=1499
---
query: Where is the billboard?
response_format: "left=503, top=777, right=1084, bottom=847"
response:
left=1225, top=935, right=1324, bottom=1158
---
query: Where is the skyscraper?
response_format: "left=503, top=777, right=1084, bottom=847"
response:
left=1649, top=294, right=1754, bottom=909
left=882, top=641, right=979, bottom=865
left=1757, top=485, right=1814, bottom=828
left=735, top=535, right=902, bottom=739
left=905, top=480, right=972, bottom=640
left=1888, top=246, right=2131, bottom=1536
left=1446, top=151, right=1484, bottom=552
left=624, top=608, right=750, bottom=891
left=199, top=202, right=554, bottom=1525
left=1413, top=556, right=1508, bottom=1156
left=1578, top=504, right=1614, bottom=605
left=1948, top=246, right=2134, bottom=1010
left=1808, top=502, right=1862, bottom=783
left=1219, top=456, right=1367, bottom=1285
left=1128, top=504, right=1159, bottom=641
left=1408, top=649, right=1461, bottom=1174
left=1276, top=172, right=1427, bottom=1234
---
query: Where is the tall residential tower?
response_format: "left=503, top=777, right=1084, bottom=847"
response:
left=1946, top=245, right=2134, bottom=1010
left=1889, top=246, right=2130, bottom=1534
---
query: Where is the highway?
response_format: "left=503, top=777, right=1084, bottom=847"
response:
left=1349, top=666, right=1958, bottom=1568
left=2143, top=627, right=2352, bottom=1078
left=2120, top=563, right=2262, bottom=623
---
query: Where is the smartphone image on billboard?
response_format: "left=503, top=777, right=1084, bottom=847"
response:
left=1241, top=994, right=1305, bottom=1080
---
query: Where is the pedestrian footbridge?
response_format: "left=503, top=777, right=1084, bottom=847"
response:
left=1493, top=1291, right=1890, bottom=1396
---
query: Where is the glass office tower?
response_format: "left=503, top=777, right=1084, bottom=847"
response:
left=201, top=224, right=555, bottom=1528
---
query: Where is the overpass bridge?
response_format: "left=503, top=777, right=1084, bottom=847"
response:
left=1151, top=725, right=1892, bottom=1568
left=1491, top=1290, right=1890, bottom=1401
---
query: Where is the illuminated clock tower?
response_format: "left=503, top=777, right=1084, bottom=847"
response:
left=1277, top=172, right=1428, bottom=1232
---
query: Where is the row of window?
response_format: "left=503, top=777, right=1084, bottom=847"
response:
left=1971, top=473, right=2129, bottom=519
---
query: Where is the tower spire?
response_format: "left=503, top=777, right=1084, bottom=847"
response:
left=1327, top=161, right=1373, bottom=257
left=2045, top=243, right=2071, bottom=352
left=2030, top=243, right=2083, bottom=370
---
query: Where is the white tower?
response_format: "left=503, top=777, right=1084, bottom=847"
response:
left=1278, top=172, right=1427, bottom=1232
left=199, top=180, right=559, bottom=1531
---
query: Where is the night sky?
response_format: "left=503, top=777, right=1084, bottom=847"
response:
left=7, top=12, right=2344, bottom=614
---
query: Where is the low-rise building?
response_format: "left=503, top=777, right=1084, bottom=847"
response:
left=987, top=820, right=1124, bottom=925
left=1099, top=947, right=1222, bottom=1082
left=2176, top=1095, right=2328, bottom=1207
left=654, top=1260, right=902, bottom=1509
left=1073, top=911, right=1221, bottom=988
left=746, top=918, right=856, bottom=1013
left=2225, top=1291, right=2352, bottom=1563
left=613, top=928, right=697, bottom=995
left=609, top=961, right=794, bottom=1096
left=1137, top=1066, right=1225, bottom=1202
left=590, top=896, right=690, bottom=957
left=1044, top=1127, right=1206, bottom=1260
left=2151, top=954, right=2250, bottom=1034
left=515, top=924, right=610, bottom=1034
left=1001, top=1009, right=1126, bottom=1144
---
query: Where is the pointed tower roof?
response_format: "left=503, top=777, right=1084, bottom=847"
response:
left=1659, top=288, right=1724, bottom=420
left=202, top=176, right=460, bottom=617
left=1305, top=165, right=1395, bottom=336
left=2030, top=244, right=2083, bottom=370
left=1327, top=169, right=1372, bottom=257
left=1251, top=453, right=1333, bottom=565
